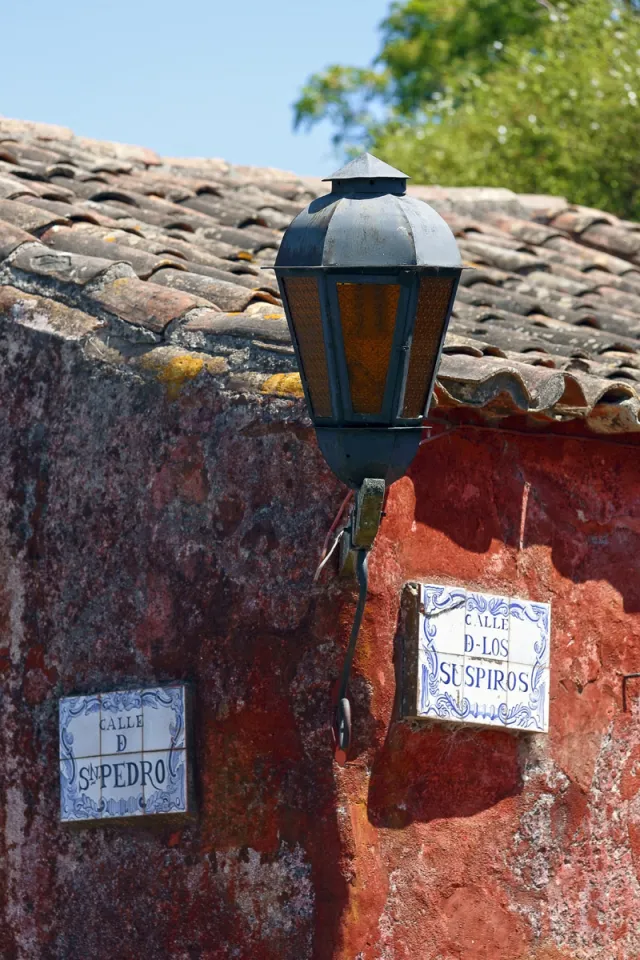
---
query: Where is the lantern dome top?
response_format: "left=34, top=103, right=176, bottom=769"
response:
left=275, top=152, right=462, bottom=271
left=322, top=153, right=410, bottom=183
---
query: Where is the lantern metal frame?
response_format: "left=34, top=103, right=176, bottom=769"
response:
left=278, top=265, right=461, bottom=426
left=276, top=265, right=461, bottom=489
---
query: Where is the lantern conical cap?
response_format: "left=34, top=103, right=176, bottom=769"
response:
left=275, top=149, right=460, bottom=269
left=322, top=152, right=410, bottom=182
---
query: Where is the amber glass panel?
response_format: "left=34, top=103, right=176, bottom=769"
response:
left=337, top=283, right=401, bottom=415
left=402, top=277, right=454, bottom=418
left=283, top=277, right=332, bottom=418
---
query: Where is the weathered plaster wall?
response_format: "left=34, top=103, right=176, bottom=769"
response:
left=0, top=319, right=639, bottom=959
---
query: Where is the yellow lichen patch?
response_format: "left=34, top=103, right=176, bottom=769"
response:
left=158, top=355, right=204, bottom=400
left=140, top=350, right=227, bottom=400
left=108, top=276, right=132, bottom=291
left=263, top=313, right=285, bottom=321
left=236, top=251, right=253, bottom=261
left=260, top=373, right=304, bottom=398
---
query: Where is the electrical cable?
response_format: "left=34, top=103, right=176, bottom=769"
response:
left=313, top=528, right=343, bottom=582
left=419, top=423, right=459, bottom=446
left=318, top=491, right=353, bottom=559
left=313, top=490, right=353, bottom=582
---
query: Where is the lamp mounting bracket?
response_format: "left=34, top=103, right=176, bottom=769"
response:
left=339, top=478, right=385, bottom=576
left=353, top=479, right=385, bottom=549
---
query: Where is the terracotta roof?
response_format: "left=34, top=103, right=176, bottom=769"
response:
left=2, top=115, right=640, bottom=437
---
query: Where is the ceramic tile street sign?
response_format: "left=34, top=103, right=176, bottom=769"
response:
left=59, top=685, right=190, bottom=822
left=401, top=583, right=550, bottom=732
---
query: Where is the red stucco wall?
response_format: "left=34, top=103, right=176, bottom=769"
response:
left=0, top=327, right=639, bottom=958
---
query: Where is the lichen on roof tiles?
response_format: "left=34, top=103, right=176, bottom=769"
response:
left=2, top=115, right=640, bottom=435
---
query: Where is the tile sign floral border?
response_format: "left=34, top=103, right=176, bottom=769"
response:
left=403, top=583, right=550, bottom=732
left=59, top=685, right=191, bottom=822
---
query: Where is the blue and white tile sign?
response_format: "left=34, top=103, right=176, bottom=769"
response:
left=59, top=685, right=189, bottom=822
left=418, top=584, right=550, bottom=732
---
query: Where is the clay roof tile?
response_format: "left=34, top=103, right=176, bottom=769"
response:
left=88, top=276, right=217, bottom=333
left=0, top=197, right=70, bottom=235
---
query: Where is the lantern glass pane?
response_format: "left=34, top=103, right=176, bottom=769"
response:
left=402, top=277, right=454, bottom=418
left=337, top=282, right=401, bottom=415
left=283, top=277, right=333, bottom=418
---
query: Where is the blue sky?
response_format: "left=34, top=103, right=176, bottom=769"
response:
left=1, top=0, right=390, bottom=176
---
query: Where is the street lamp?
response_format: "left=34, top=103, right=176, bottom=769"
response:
left=274, top=153, right=462, bottom=754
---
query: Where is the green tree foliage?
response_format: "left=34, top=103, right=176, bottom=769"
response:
left=294, top=1, right=640, bottom=217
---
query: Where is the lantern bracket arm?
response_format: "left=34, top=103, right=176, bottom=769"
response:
left=333, top=478, right=384, bottom=753
left=334, top=547, right=369, bottom=754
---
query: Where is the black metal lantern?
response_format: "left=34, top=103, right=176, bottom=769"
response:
left=274, top=153, right=462, bottom=756
left=274, top=152, right=462, bottom=490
